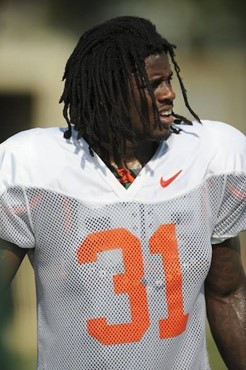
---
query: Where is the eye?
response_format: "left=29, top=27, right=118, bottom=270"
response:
left=166, top=75, right=173, bottom=84
left=164, top=73, right=173, bottom=85
left=150, top=79, right=161, bottom=90
left=149, top=74, right=173, bottom=90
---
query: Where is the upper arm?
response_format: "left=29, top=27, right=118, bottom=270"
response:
left=0, top=239, right=27, bottom=294
left=205, top=237, right=246, bottom=296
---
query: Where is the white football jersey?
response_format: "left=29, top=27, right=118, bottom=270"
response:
left=0, top=120, right=245, bottom=370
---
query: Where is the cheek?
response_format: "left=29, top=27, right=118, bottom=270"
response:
left=143, top=96, right=157, bottom=125
left=133, top=93, right=155, bottom=121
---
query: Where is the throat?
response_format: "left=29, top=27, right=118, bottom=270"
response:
left=111, top=140, right=159, bottom=170
left=111, top=158, right=142, bottom=174
left=107, top=140, right=160, bottom=188
left=125, top=159, right=143, bottom=172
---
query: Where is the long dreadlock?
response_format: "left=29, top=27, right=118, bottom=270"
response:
left=60, top=16, right=200, bottom=163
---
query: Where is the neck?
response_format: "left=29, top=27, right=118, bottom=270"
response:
left=110, top=139, right=159, bottom=170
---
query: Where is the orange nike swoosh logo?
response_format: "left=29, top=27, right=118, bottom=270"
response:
left=160, top=170, right=182, bottom=188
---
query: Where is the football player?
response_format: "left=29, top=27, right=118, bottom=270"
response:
left=0, top=16, right=245, bottom=370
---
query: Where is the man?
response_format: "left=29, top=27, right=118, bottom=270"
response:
left=0, top=16, right=245, bottom=370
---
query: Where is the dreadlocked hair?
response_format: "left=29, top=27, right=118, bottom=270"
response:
left=60, top=16, right=200, bottom=163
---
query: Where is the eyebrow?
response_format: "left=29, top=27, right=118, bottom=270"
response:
left=149, top=71, right=173, bottom=81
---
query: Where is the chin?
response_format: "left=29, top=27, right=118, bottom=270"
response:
left=135, top=124, right=172, bottom=142
left=149, top=127, right=172, bottom=141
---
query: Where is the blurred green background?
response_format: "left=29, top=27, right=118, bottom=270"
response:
left=0, top=0, right=245, bottom=369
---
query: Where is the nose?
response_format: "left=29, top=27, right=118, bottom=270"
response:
left=157, top=81, right=176, bottom=103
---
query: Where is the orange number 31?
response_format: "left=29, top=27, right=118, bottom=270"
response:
left=77, top=224, right=188, bottom=345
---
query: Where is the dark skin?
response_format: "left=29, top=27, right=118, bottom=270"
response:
left=110, top=53, right=176, bottom=169
left=1, top=52, right=245, bottom=369
left=205, top=237, right=246, bottom=370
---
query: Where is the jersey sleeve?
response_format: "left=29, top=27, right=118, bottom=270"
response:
left=209, top=122, right=246, bottom=244
left=0, top=140, right=35, bottom=249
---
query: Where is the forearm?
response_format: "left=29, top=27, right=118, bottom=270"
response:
left=206, top=282, right=246, bottom=370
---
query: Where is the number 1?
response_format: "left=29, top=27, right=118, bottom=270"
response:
left=149, top=224, right=188, bottom=338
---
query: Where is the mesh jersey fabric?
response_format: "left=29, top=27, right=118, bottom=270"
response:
left=0, top=120, right=245, bottom=370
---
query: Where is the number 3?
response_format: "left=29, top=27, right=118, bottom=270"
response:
left=77, top=224, right=188, bottom=344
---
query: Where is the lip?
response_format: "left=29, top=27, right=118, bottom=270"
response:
left=158, top=105, right=173, bottom=115
left=158, top=105, right=174, bottom=126
left=159, top=114, right=174, bottom=126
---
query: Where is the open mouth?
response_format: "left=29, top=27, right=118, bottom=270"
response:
left=159, top=109, right=174, bottom=126
left=159, top=108, right=173, bottom=118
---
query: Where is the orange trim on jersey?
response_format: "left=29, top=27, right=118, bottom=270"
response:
left=5, top=192, right=43, bottom=216
left=227, top=183, right=246, bottom=200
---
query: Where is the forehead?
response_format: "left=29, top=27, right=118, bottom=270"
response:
left=144, top=53, right=171, bottom=78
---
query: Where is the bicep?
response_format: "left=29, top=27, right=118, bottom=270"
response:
left=205, top=236, right=246, bottom=296
left=0, top=239, right=28, bottom=294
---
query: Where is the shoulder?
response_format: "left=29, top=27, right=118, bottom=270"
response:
left=1, top=127, right=66, bottom=153
left=178, top=119, right=244, bottom=144
left=177, top=120, right=245, bottom=175
left=0, top=126, right=91, bottom=193
left=0, top=127, right=68, bottom=191
left=200, top=120, right=244, bottom=145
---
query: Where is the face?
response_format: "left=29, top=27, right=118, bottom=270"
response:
left=129, top=52, right=176, bottom=142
